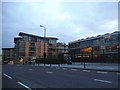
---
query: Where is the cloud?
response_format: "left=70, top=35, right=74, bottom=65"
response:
left=2, top=2, right=118, bottom=48
left=74, top=28, right=80, bottom=33
left=42, top=2, right=71, bottom=22
left=99, top=20, right=118, bottom=30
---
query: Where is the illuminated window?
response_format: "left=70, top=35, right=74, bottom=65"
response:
left=104, top=36, right=111, bottom=39
left=80, top=47, right=92, bottom=53
left=106, top=46, right=118, bottom=52
left=75, top=56, right=82, bottom=58
left=117, top=46, right=120, bottom=48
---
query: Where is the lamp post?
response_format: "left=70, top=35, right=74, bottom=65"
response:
left=40, top=25, right=46, bottom=66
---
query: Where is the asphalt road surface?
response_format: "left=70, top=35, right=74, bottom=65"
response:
left=2, top=64, right=120, bottom=89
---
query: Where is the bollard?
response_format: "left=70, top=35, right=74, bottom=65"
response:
left=58, top=63, right=60, bottom=67
left=84, top=62, right=86, bottom=69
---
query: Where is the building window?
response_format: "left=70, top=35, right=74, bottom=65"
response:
left=93, top=47, right=100, bottom=54
left=37, top=38, right=41, bottom=42
left=80, top=47, right=92, bottom=54
left=23, top=35, right=28, bottom=41
left=31, top=37, right=36, bottom=42
left=29, top=43, right=36, bottom=46
left=49, top=40, right=57, bottom=43
left=37, top=38, right=44, bottom=43
left=28, top=36, right=31, bottom=41
left=48, top=48, right=53, bottom=51
left=93, top=39, right=100, bottom=46
left=106, top=46, right=118, bottom=53
left=48, top=44, right=53, bottom=47
left=48, top=53, right=52, bottom=55
left=19, top=42, right=25, bottom=47
left=29, top=52, right=35, bottom=56
left=19, top=52, right=25, bottom=56
left=29, top=47, right=36, bottom=51
left=19, top=47, right=25, bottom=51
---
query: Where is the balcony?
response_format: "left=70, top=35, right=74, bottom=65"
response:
left=29, top=43, right=36, bottom=46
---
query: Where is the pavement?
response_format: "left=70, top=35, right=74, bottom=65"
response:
left=2, top=64, right=120, bottom=89
left=31, top=62, right=120, bottom=72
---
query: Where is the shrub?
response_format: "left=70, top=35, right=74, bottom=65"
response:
left=36, top=57, right=65, bottom=64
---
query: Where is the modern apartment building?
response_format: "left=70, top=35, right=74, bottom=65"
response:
left=57, top=43, right=68, bottom=54
left=14, top=32, right=58, bottom=62
left=69, top=31, right=120, bottom=63
left=2, top=48, right=14, bottom=64
left=56, top=43, right=69, bottom=61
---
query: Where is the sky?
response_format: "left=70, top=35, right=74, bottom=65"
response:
left=2, top=1, right=118, bottom=50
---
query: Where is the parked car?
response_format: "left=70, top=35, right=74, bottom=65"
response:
left=67, top=57, right=72, bottom=65
left=28, top=59, right=36, bottom=64
left=67, top=60, right=72, bottom=64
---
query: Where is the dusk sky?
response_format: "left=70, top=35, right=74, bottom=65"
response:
left=2, top=1, right=118, bottom=50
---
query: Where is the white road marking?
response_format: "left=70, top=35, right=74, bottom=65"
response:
left=71, top=69, right=77, bottom=71
left=34, top=64, right=38, bottom=66
left=94, top=79, right=112, bottom=84
left=3, top=73, right=13, bottom=79
left=17, top=82, right=32, bottom=90
left=63, top=68, right=67, bottom=70
left=83, top=70, right=90, bottom=72
left=56, top=67, right=60, bottom=69
left=116, top=73, right=120, bottom=75
left=96, top=71, right=108, bottom=74
left=46, top=71, right=53, bottom=74
left=29, top=69, right=32, bottom=70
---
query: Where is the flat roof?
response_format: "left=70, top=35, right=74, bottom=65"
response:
left=2, top=48, right=14, bottom=50
left=19, top=32, right=58, bottom=40
left=69, top=31, right=120, bottom=44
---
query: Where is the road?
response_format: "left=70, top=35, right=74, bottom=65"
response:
left=2, top=64, right=120, bottom=89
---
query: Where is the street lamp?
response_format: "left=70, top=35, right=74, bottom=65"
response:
left=40, top=25, right=46, bottom=59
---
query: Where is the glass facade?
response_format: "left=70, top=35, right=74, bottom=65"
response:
left=69, top=31, right=120, bottom=63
